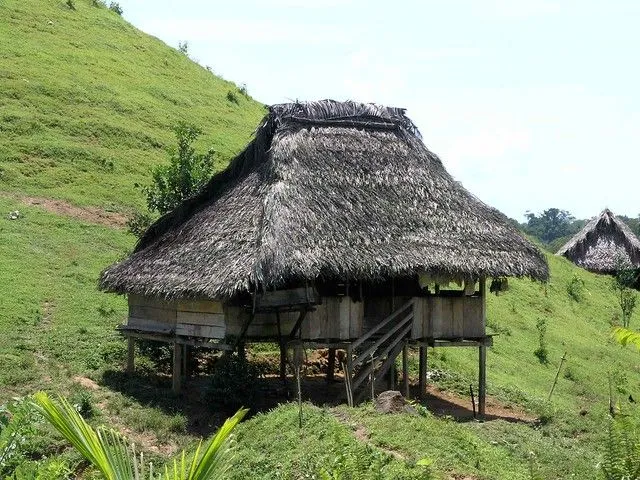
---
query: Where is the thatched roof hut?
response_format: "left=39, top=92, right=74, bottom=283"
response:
left=556, top=209, right=640, bottom=273
left=100, top=100, right=548, bottom=299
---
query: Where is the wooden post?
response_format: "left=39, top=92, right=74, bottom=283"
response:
left=172, top=342, right=182, bottom=394
left=389, top=356, right=395, bottom=390
left=327, top=348, right=336, bottom=382
left=478, top=277, right=487, bottom=418
left=478, top=345, right=486, bottom=419
left=402, top=342, right=409, bottom=398
left=345, top=345, right=354, bottom=407
left=181, top=345, right=188, bottom=380
left=277, top=312, right=287, bottom=382
left=418, top=345, right=427, bottom=399
left=126, top=337, right=135, bottom=373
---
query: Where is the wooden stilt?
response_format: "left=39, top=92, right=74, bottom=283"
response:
left=172, top=342, right=182, bottom=394
left=181, top=345, right=188, bottom=379
left=126, top=337, right=135, bottom=373
left=389, top=356, right=395, bottom=390
left=402, top=343, right=409, bottom=398
left=418, top=346, right=427, bottom=399
left=479, top=345, right=486, bottom=419
left=276, top=312, right=287, bottom=382
left=327, top=348, right=336, bottom=382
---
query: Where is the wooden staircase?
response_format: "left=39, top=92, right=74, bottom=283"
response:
left=343, top=299, right=414, bottom=405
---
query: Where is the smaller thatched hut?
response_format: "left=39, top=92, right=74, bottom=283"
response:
left=556, top=209, right=640, bottom=273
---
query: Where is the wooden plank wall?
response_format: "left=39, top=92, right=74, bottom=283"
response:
left=410, top=296, right=484, bottom=340
left=302, top=297, right=363, bottom=340
left=128, top=295, right=227, bottom=339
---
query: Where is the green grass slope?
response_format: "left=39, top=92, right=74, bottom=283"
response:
left=2, top=1, right=640, bottom=479
left=0, top=0, right=265, bottom=211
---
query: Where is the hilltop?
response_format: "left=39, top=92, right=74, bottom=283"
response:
left=1, top=2, right=640, bottom=479
left=0, top=0, right=265, bottom=211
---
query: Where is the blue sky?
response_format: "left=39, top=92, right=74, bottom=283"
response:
left=118, top=0, right=640, bottom=221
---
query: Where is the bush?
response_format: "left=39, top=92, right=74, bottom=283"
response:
left=65, top=0, right=76, bottom=10
left=178, top=40, right=189, bottom=55
left=108, top=1, right=123, bottom=15
left=567, top=273, right=586, bottom=302
left=208, top=354, right=260, bottom=412
left=533, top=317, right=549, bottom=364
left=140, top=122, right=215, bottom=215
left=226, top=90, right=239, bottom=104
left=126, top=210, right=153, bottom=239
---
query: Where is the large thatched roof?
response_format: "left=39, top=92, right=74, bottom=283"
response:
left=100, top=100, right=548, bottom=299
left=556, top=209, right=640, bottom=273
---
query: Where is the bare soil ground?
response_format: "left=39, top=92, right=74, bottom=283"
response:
left=19, top=195, right=128, bottom=228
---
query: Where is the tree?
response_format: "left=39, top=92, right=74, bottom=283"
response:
left=523, top=208, right=576, bottom=244
left=141, top=122, right=215, bottom=216
left=611, top=259, right=638, bottom=328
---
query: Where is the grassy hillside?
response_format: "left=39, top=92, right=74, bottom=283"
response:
left=0, top=0, right=265, bottom=211
left=2, top=1, right=640, bottom=479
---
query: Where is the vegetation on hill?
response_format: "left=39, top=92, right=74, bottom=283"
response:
left=3, top=1, right=640, bottom=479
left=0, top=0, right=265, bottom=212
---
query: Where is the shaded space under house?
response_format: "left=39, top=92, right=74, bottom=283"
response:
left=100, top=99, right=548, bottom=416
left=556, top=209, right=640, bottom=274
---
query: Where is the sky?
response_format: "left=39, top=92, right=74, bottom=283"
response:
left=118, top=0, right=640, bottom=222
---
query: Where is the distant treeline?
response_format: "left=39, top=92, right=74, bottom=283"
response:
left=518, top=208, right=640, bottom=253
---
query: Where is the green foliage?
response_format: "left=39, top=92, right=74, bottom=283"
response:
left=108, top=2, right=123, bottom=15
left=208, top=355, right=260, bottom=412
left=178, top=41, right=189, bottom=55
left=523, top=208, right=577, bottom=244
left=601, top=415, right=640, bottom=480
left=32, top=392, right=247, bottom=480
left=140, top=123, right=215, bottom=215
left=66, top=0, right=76, bottom=10
left=612, top=327, right=640, bottom=351
left=611, top=263, right=638, bottom=328
left=567, top=273, right=586, bottom=302
left=0, top=398, right=40, bottom=476
left=226, top=90, right=239, bottom=104
left=126, top=210, right=153, bottom=239
left=533, top=317, right=549, bottom=364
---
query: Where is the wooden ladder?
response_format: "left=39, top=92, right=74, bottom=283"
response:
left=344, top=299, right=414, bottom=404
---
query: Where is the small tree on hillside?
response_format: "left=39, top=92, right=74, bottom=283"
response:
left=611, top=258, right=638, bottom=328
left=142, top=122, right=215, bottom=216
left=128, top=123, right=215, bottom=239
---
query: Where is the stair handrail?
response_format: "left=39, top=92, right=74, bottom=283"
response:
left=352, top=312, right=413, bottom=367
left=351, top=298, right=414, bottom=351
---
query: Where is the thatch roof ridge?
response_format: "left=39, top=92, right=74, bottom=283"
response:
left=100, top=99, right=548, bottom=300
left=556, top=209, right=640, bottom=272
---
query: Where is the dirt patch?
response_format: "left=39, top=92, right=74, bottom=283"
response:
left=20, top=196, right=128, bottom=228
left=73, top=376, right=100, bottom=391
left=422, top=385, right=536, bottom=424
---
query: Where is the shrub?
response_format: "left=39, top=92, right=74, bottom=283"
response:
left=238, top=83, right=249, bottom=97
left=91, top=0, right=105, bottom=6
left=226, top=90, right=239, bottom=104
left=140, top=122, right=215, bottom=215
left=533, top=317, right=549, bottom=364
left=208, top=354, right=260, bottom=412
left=65, top=0, right=76, bottom=10
left=126, top=210, right=153, bottom=239
left=178, top=40, right=189, bottom=55
left=108, top=1, right=123, bottom=15
left=567, top=273, right=586, bottom=302
left=601, top=415, right=640, bottom=480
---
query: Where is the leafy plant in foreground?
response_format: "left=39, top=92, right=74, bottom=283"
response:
left=32, top=392, right=247, bottom=480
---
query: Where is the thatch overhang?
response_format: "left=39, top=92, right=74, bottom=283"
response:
left=556, top=208, right=640, bottom=273
left=100, top=100, right=549, bottom=300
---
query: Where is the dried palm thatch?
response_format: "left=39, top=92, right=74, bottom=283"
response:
left=100, top=99, right=548, bottom=299
left=556, top=209, right=640, bottom=273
